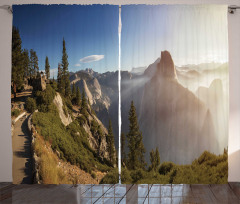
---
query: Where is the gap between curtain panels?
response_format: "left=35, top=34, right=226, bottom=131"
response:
left=118, top=5, right=122, bottom=184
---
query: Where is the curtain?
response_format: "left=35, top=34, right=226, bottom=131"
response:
left=121, top=5, right=228, bottom=184
left=11, top=5, right=119, bottom=184
left=11, top=4, right=228, bottom=184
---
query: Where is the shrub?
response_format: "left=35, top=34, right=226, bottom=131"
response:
left=169, top=167, right=178, bottom=183
left=63, top=97, right=73, bottom=111
left=91, top=172, right=96, bottom=179
left=25, top=98, right=37, bottom=113
left=78, top=115, right=87, bottom=125
left=35, top=84, right=56, bottom=112
left=130, top=169, right=145, bottom=183
left=63, top=105, right=68, bottom=117
left=159, top=162, right=175, bottom=175
left=11, top=109, right=20, bottom=117
left=121, top=168, right=132, bottom=184
left=90, top=120, right=99, bottom=133
left=50, top=80, right=58, bottom=91
left=100, top=169, right=118, bottom=184
left=197, top=151, right=216, bottom=165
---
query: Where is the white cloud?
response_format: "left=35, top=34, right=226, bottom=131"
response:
left=80, top=55, right=104, bottom=63
left=75, top=63, right=81, bottom=67
left=50, top=68, right=58, bottom=79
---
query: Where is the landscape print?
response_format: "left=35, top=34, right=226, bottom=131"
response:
left=116, top=5, right=228, bottom=184
left=11, top=5, right=119, bottom=184
left=11, top=4, right=229, bottom=185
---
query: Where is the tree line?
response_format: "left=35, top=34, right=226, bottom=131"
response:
left=12, top=26, right=71, bottom=99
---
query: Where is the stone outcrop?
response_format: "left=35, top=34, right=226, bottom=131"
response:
left=156, top=51, right=177, bottom=80
left=53, top=93, right=72, bottom=126
left=79, top=105, right=115, bottom=162
left=32, top=74, right=47, bottom=92
left=69, top=70, right=116, bottom=138
left=27, top=110, right=41, bottom=184
left=139, top=51, right=219, bottom=164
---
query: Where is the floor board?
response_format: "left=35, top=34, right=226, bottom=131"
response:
left=210, top=184, right=240, bottom=203
left=229, top=182, right=240, bottom=200
left=1, top=182, right=240, bottom=203
left=191, top=184, right=218, bottom=203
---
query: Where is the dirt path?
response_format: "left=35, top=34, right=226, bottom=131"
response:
left=12, top=114, right=33, bottom=184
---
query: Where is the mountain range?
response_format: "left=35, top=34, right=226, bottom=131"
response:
left=69, top=51, right=228, bottom=165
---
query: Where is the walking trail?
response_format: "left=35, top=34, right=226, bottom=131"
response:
left=12, top=113, right=33, bottom=184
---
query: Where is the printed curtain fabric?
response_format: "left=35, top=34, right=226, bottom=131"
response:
left=11, top=4, right=228, bottom=184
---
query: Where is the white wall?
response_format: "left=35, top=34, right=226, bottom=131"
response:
left=1, top=0, right=240, bottom=182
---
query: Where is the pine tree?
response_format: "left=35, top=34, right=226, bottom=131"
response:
left=121, top=132, right=127, bottom=165
left=33, top=51, right=39, bottom=76
left=107, top=119, right=115, bottom=165
left=149, top=148, right=160, bottom=171
left=57, top=63, right=64, bottom=94
left=12, top=26, right=24, bottom=98
left=127, top=101, right=146, bottom=170
left=149, top=149, right=155, bottom=171
left=71, top=82, right=76, bottom=98
left=22, top=49, right=30, bottom=78
left=61, top=38, right=71, bottom=97
left=80, top=90, right=88, bottom=116
left=65, top=77, right=71, bottom=97
left=29, top=49, right=34, bottom=77
left=45, top=56, right=50, bottom=80
left=76, top=86, right=81, bottom=106
left=155, top=148, right=160, bottom=169
left=137, top=133, right=147, bottom=169
left=30, top=49, right=39, bottom=77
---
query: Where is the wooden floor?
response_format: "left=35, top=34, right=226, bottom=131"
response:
left=1, top=182, right=240, bottom=203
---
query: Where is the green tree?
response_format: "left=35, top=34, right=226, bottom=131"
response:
left=155, top=148, right=160, bottom=169
left=138, top=133, right=147, bottom=169
left=50, top=79, right=58, bottom=91
left=57, top=63, right=64, bottom=94
left=22, top=49, right=30, bottom=78
left=107, top=119, right=115, bottom=165
left=29, top=49, right=34, bottom=77
left=26, top=97, right=37, bottom=113
left=80, top=90, right=88, bottom=116
left=12, top=26, right=24, bottom=98
left=65, top=78, right=71, bottom=98
left=45, top=56, right=50, bottom=80
left=149, top=148, right=160, bottom=171
left=61, top=38, right=71, bottom=97
left=30, top=49, right=39, bottom=77
left=127, top=101, right=146, bottom=170
left=36, top=84, right=56, bottom=112
left=76, top=86, right=81, bottom=106
left=121, top=132, right=127, bottom=165
left=71, top=83, right=76, bottom=99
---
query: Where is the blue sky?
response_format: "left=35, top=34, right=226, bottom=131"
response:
left=13, top=5, right=119, bottom=78
left=13, top=5, right=228, bottom=75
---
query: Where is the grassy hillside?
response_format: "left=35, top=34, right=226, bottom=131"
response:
left=101, top=150, right=228, bottom=184
left=32, top=104, right=112, bottom=174
left=30, top=84, right=114, bottom=184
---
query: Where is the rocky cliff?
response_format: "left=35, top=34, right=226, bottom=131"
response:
left=69, top=70, right=118, bottom=145
left=53, top=93, right=72, bottom=126
left=53, top=91, right=114, bottom=162
left=196, top=79, right=228, bottom=152
left=139, top=51, right=219, bottom=164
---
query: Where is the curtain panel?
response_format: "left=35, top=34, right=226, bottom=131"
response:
left=11, top=4, right=228, bottom=184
